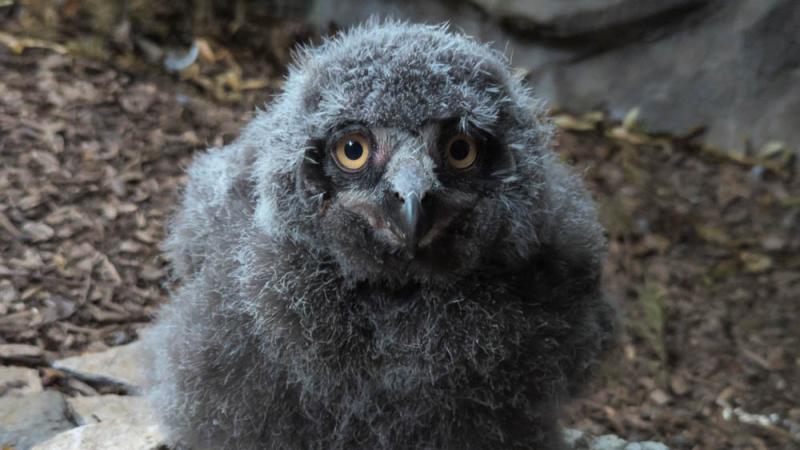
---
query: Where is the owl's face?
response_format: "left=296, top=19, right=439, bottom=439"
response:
left=257, top=23, right=552, bottom=284
left=301, top=118, right=517, bottom=282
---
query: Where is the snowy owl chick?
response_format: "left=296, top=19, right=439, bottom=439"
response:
left=146, top=21, right=615, bottom=450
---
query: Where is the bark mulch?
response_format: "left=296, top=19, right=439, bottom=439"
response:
left=1, top=21, right=798, bottom=450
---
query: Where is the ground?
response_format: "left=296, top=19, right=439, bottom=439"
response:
left=1, top=18, right=799, bottom=450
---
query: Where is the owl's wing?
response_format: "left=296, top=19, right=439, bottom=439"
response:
left=163, top=142, right=256, bottom=280
left=531, top=154, right=616, bottom=393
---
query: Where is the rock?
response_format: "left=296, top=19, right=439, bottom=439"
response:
left=52, top=341, right=147, bottom=393
left=624, top=442, right=670, bottom=450
left=0, top=391, right=76, bottom=450
left=590, top=434, right=629, bottom=450
left=309, top=0, right=800, bottom=153
left=66, top=377, right=100, bottom=396
left=0, top=280, right=18, bottom=305
left=564, top=429, right=670, bottom=450
left=471, top=0, right=701, bottom=37
left=0, top=343, right=47, bottom=365
left=0, top=366, right=43, bottom=395
left=30, top=423, right=166, bottom=450
left=68, top=395, right=157, bottom=427
left=564, top=428, right=587, bottom=447
left=22, top=222, right=55, bottom=242
left=649, top=388, right=671, bottom=405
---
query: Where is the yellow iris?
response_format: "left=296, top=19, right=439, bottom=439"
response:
left=334, top=133, right=370, bottom=171
left=446, top=134, right=478, bottom=170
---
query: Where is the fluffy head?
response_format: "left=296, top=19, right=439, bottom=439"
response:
left=150, top=21, right=613, bottom=450
left=240, top=21, right=589, bottom=286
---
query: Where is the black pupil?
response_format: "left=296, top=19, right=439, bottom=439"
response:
left=450, top=139, right=470, bottom=160
left=344, top=140, right=363, bottom=160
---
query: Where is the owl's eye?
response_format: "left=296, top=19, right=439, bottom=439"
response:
left=446, top=134, right=478, bottom=170
left=334, top=133, right=371, bottom=172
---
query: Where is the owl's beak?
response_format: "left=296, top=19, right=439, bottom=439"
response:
left=384, top=166, right=432, bottom=257
left=380, top=144, right=438, bottom=257
left=396, top=191, right=422, bottom=255
left=384, top=187, right=426, bottom=258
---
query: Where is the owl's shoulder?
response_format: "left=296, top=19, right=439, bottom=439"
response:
left=165, top=142, right=257, bottom=278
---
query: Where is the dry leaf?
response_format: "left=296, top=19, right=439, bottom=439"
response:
left=695, top=225, right=732, bottom=246
left=740, top=252, right=773, bottom=273
left=0, top=31, right=68, bottom=54
left=553, top=114, right=596, bottom=131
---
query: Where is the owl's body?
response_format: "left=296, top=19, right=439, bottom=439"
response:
left=146, top=22, right=614, bottom=450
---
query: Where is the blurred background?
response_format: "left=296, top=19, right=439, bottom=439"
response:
left=0, top=1, right=798, bottom=449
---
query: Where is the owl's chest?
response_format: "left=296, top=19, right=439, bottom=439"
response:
left=307, top=281, right=533, bottom=366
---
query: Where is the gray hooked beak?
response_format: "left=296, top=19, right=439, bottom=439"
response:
left=384, top=155, right=434, bottom=257
left=396, top=191, right=422, bottom=254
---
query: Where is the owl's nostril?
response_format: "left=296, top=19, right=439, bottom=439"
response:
left=392, top=190, right=427, bottom=204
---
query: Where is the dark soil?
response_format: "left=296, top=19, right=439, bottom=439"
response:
left=1, top=10, right=798, bottom=450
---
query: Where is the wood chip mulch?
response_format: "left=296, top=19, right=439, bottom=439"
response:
left=1, top=28, right=799, bottom=450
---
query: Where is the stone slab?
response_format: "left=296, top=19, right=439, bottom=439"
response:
left=53, top=341, right=147, bottom=393
left=67, top=394, right=157, bottom=428
left=0, top=365, right=43, bottom=395
left=0, top=391, right=76, bottom=450
left=30, top=423, right=166, bottom=450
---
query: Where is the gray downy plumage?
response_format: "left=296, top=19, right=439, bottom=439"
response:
left=144, top=20, right=615, bottom=450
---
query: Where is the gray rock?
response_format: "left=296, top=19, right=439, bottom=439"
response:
left=590, top=434, right=629, bottom=450
left=0, top=280, right=18, bottom=305
left=30, top=423, right=166, bottom=450
left=563, top=429, right=670, bottom=450
left=564, top=428, right=587, bottom=447
left=0, top=343, right=46, bottom=365
left=471, top=0, right=702, bottom=38
left=625, top=442, right=670, bottom=450
left=0, top=366, right=43, bottom=395
left=22, top=222, right=54, bottom=243
left=67, top=394, right=157, bottom=427
left=52, top=341, right=147, bottom=393
left=0, top=391, right=76, bottom=450
left=309, top=0, right=800, bottom=153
